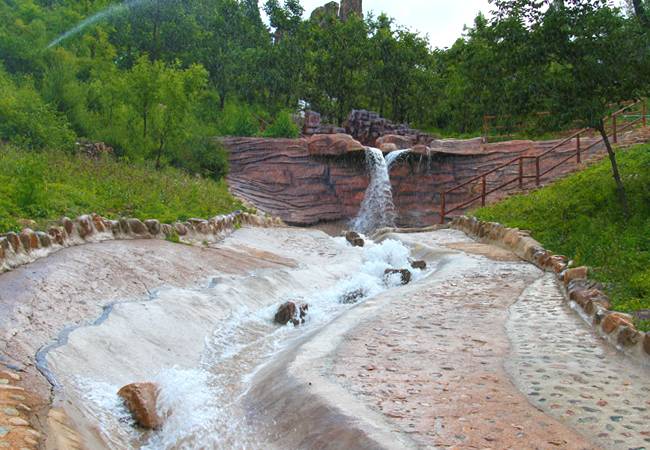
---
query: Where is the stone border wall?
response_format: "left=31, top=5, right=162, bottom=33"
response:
left=450, top=215, right=650, bottom=365
left=0, top=211, right=284, bottom=274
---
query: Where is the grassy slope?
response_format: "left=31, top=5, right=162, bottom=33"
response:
left=0, top=146, right=242, bottom=231
left=473, top=144, right=650, bottom=331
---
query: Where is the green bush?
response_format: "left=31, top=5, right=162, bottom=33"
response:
left=217, top=103, right=260, bottom=137
left=172, top=138, right=229, bottom=182
left=262, top=111, right=300, bottom=138
left=474, top=144, right=650, bottom=330
left=0, top=66, right=76, bottom=150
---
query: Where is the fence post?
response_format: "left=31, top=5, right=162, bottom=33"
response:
left=481, top=176, right=487, bottom=206
left=483, top=116, right=489, bottom=144
left=612, top=115, right=618, bottom=143
left=518, top=157, right=524, bottom=189
left=535, top=158, right=540, bottom=186
left=440, top=192, right=446, bottom=225
left=576, top=133, right=581, bottom=164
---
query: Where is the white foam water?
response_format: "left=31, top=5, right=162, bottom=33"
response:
left=384, top=149, right=411, bottom=168
left=351, top=148, right=398, bottom=234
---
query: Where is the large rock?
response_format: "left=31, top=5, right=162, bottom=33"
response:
left=410, top=260, right=427, bottom=270
left=308, top=134, right=365, bottom=156
left=274, top=302, right=308, bottom=326
left=339, top=0, right=362, bottom=19
left=117, top=383, right=162, bottom=429
left=563, top=266, right=588, bottom=286
left=19, top=229, right=39, bottom=250
left=340, top=288, right=366, bottom=304
left=77, top=215, right=94, bottom=238
left=5, top=232, right=21, bottom=252
left=644, top=333, right=650, bottom=356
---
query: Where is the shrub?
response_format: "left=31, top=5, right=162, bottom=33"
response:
left=262, top=110, right=300, bottom=138
left=172, top=138, right=229, bottom=181
left=0, top=66, right=76, bottom=150
left=217, top=103, right=260, bottom=137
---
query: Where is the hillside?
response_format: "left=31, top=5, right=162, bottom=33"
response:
left=0, top=146, right=242, bottom=232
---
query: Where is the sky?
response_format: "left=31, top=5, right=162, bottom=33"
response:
left=298, top=0, right=494, bottom=49
left=293, top=0, right=628, bottom=49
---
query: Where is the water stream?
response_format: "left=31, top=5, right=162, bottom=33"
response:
left=47, top=231, right=432, bottom=449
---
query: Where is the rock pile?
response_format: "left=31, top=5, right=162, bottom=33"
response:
left=344, top=110, right=431, bottom=146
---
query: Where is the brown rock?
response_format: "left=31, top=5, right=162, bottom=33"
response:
left=145, top=219, right=161, bottom=235
left=119, top=218, right=130, bottom=234
left=564, top=267, right=588, bottom=286
left=644, top=333, right=650, bottom=356
left=161, top=224, right=173, bottom=237
left=91, top=214, right=106, bottom=233
left=20, top=229, right=39, bottom=250
left=117, top=383, right=162, bottom=429
left=410, top=260, right=427, bottom=270
left=601, top=313, right=634, bottom=334
left=5, top=232, right=21, bottom=252
left=617, top=326, right=641, bottom=347
left=384, top=269, right=412, bottom=285
left=274, top=302, right=308, bottom=326
left=376, top=134, right=414, bottom=150
left=379, top=143, right=398, bottom=152
left=0, top=238, right=5, bottom=260
left=345, top=231, right=364, bottom=247
left=174, top=223, right=188, bottom=236
left=127, top=219, right=148, bottom=235
left=48, top=227, right=66, bottom=245
left=77, top=215, right=94, bottom=238
left=339, top=0, right=362, bottom=20
left=308, top=134, right=365, bottom=156
left=36, top=231, right=51, bottom=248
left=410, top=144, right=432, bottom=155
left=61, top=217, right=74, bottom=235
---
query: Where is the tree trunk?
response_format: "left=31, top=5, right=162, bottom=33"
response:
left=597, top=120, right=630, bottom=219
left=155, top=137, right=164, bottom=170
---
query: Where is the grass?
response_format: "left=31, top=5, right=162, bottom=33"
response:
left=473, top=143, right=650, bottom=331
left=0, top=146, right=243, bottom=232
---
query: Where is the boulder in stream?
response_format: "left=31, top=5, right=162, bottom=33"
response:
left=118, top=382, right=162, bottom=429
left=410, top=260, right=427, bottom=270
left=345, top=231, right=364, bottom=247
left=384, top=269, right=412, bottom=285
left=274, top=301, right=309, bottom=326
left=340, top=288, right=366, bottom=304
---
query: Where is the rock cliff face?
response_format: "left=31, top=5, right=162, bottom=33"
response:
left=224, top=134, right=607, bottom=227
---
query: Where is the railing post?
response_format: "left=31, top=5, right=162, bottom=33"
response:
left=576, top=133, right=581, bottom=164
left=440, top=192, right=446, bottom=225
left=518, top=157, right=523, bottom=189
left=612, top=115, right=618, bottom=143
left=535, top=157, right=540, bottom=186
left=481, top=176, right=487, bottom=206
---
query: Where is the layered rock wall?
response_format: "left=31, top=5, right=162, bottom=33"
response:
left=224, top=134, right=608, bottom=227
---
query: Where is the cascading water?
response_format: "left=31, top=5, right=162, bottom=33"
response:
left=351, top=148, right=410, bottom=234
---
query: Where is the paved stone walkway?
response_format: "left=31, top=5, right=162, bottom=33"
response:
left=507, top=274, right=650, bottom=450
left=329, top=230, right=650, bottom=449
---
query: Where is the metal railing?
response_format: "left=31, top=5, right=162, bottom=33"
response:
left=440, top=100, right=647, bottom=224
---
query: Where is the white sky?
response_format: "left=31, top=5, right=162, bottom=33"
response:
left=291, top=0, right=627, bottom=49
left=299, top=0, right=494, bottom=49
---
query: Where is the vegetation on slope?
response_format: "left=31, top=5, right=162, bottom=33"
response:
left=473, top=144, right=650, bottom=330
left=0, top=146, right=242, bottom=232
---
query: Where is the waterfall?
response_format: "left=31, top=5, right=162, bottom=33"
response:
left=385, top=149, right=411, bottom=168
left=351, top=148, right=404, bottom=234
